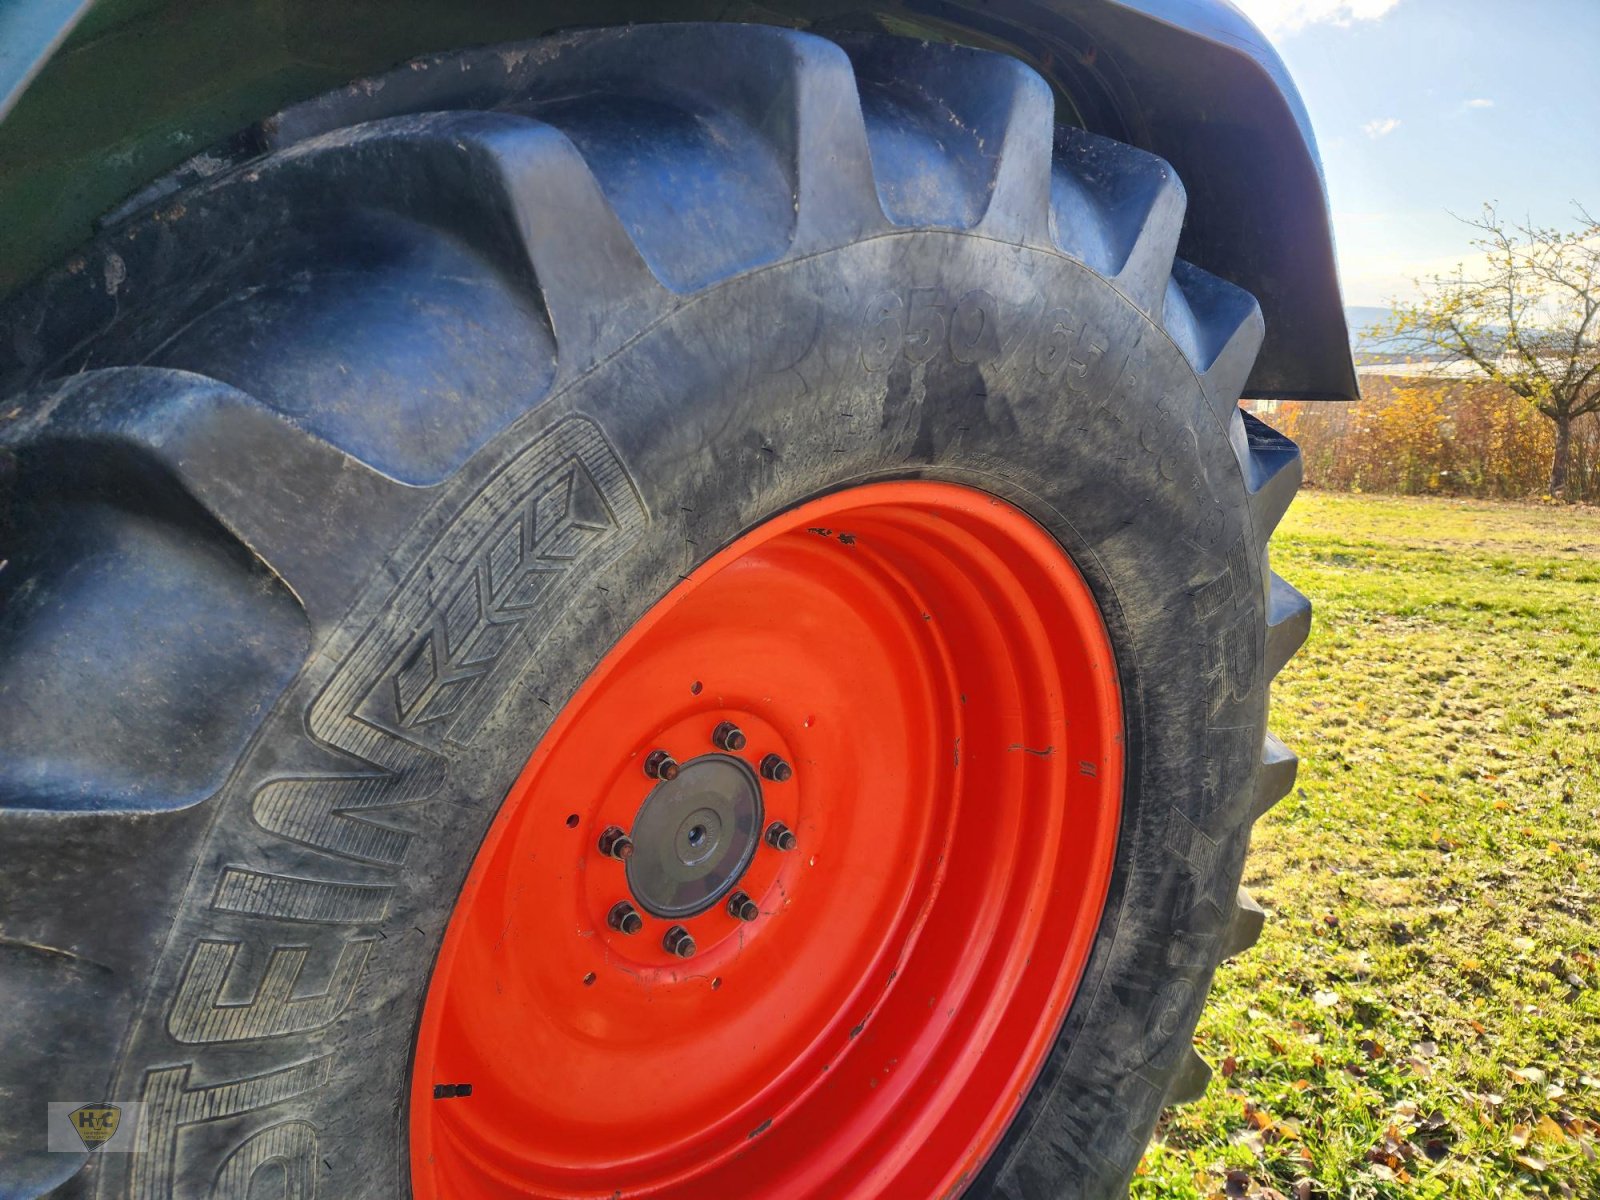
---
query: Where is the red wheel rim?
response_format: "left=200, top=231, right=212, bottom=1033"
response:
left=410, top=481, right=1123, bottom=1199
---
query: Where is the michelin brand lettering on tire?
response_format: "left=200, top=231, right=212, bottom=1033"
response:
left=118, top=416, right=646, bottom=1199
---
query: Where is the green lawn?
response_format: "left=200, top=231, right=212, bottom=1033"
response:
left=1134, top=492, right=1600, bottom=1199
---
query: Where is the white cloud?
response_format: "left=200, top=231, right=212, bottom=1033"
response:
left=1464, top=98, right=1495, bottom=109
left=1362, top=117, right=1402, bottom=139
left=1230, top=0, right=1404, bottom=38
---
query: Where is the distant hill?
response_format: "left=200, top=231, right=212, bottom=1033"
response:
left=1344, top=305, right=1521, bottom=377
left=1345, top=306, right=1393, bottom=338
left=1344, top=306, right=1411, bottom=359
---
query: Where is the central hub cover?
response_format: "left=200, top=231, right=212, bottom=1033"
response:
left=626, top=753, right=764, bottom=918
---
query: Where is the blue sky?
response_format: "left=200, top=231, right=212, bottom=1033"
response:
left=1232, top=0, right=1600, bottom=305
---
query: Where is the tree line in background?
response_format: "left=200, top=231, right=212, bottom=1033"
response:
left=1256, top=376, right=1600, bottom=502
left=1284, top=204, right=1599, bottom=502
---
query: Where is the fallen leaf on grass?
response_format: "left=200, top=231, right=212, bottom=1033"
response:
left=1414, top=1111, right=1455, bottom=1160
left=1535, top=1115, right=1569, bottom=1144
left=1243, top=1102, right=1275, bottom=1132
left=1366, top=1125, right=1421, bottom=1175
left=1366, top=1162, right=1411, bottom=1182
left=1229, top=1128, right=1265, bottom=1157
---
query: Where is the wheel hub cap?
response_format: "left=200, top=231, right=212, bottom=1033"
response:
left=628, top=754, right=764, bottom=917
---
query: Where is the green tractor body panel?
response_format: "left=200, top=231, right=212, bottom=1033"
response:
left=0, top=0, right=1357, bottom=401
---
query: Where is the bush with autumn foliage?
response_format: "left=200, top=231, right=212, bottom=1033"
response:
left=1256, top=376, right=1600, bottom=502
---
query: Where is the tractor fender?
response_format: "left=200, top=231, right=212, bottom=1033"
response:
left=0, top=0, right=1355, bottom=401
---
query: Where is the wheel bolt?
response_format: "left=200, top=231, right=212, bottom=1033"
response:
left=712, top=721, right=747, bottom=751
left=644, top=749, right=680, bottom=780
left=765, top=821, right=798, bottom=852
left=607, top=901, right=643, bottom=935
left=597, top=825, right=634, bottom=860
left=727, top=890, right=760, bottom=922
left=760, top=754, right=793, bottom=783
left=663, top=925, right=697, bottom=958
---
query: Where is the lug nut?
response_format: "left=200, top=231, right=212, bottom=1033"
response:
left=663, top=925, right=697, bottom=958
left=727, top=890, right=760, bottom=922
left=760, top=754, right=793, bottom=783
left=644, top=749, right=680, bottom=780
left=765, top=821, right=798, bottom=852
left=598, top=825, right=634, bottom=860
left=712, top=721, right=747, bottom=752
left=607, top=901, right=643, bottom=936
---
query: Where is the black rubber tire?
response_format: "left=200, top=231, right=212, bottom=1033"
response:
left=0, top=24, right=1310, bottom=1200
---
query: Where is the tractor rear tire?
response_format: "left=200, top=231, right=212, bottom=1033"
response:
left=0, top=24, right=1309, bottom=1200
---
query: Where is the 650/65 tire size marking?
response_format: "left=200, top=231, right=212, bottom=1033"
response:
left=858, top=284, right=1114, bottom=389
left=861, top=286, right=1005, bottom=369
left=117, top=416, right=648, bottom=1200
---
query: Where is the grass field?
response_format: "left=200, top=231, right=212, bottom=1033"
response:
left=1133, top=492, right=1600, bottom=1199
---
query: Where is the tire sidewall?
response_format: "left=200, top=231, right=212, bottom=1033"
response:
left=92, top=231, right=1267, bottom=1200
